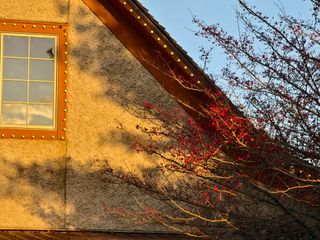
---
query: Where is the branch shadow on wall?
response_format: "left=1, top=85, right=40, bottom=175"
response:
left=0, top=0, right=186, bottom=233
left=0, top=156, right=173, bottom=232
left=70, top=4, right=176, bottom=116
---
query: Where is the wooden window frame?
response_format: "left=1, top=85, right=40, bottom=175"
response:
left=0, top=20, right=67, bottom=140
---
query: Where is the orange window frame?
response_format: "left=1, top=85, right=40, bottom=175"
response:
left=0, top=20, right=67, bottom=140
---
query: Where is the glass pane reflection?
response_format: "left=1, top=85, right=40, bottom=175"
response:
left=2, top=81, right=27, bottom=102
left=28, top=104, right=53, bottom=126
left=3, top=58, right=28, bottom=79
left=29, top=82, right=54, bottom=103
left=1, top=103, right=26, bottom=124
left=3, top=35, right=28, bottom=57
left=30, top=60, right=54, bottom=81
left=30, top=37, right=55, bottom=59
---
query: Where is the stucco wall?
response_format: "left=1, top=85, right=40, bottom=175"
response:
left=0, top=0, right=179, bottom=231
left=0, top=0, right=69, bottom=23
left=0, top=0, right=68, bottom=229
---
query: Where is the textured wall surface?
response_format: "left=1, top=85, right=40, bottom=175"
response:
left=0, top=141, right=66, bottom=229
left=0, top=0, right=69, bottom=23
left=0, top=0, right=68, bottom=229
left=0, top=0, right=179, bottom=231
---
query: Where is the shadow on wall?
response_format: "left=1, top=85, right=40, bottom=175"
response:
left=0, top=0, right=180, bottom=231
left=56, top=0, right=69, bottom=16
left=70, top=4, right=175, bottom=116
left=0, top=156, right=169, bottom=230
left=0, top=157, right=66, bottom=228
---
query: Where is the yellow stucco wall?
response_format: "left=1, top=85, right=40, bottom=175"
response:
left=0, top=0, right=179, bottom=231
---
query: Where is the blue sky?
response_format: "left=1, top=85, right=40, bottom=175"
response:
left=138, top=0, right=313, bottom=74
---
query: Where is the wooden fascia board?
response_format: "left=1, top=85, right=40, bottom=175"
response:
left=82, top=0, right=211, bottom=119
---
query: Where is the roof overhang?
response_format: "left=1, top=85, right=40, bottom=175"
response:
left=82, top=0, right=219, bottom=119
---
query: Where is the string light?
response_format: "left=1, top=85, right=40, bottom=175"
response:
left=120, top=0, right=198, bottom=83
left=0, top=21, right=68, bottom=141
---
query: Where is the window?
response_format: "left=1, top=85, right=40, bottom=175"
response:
left=0, top=20, right=67, bottom=140
left=1, top=34, right=57, bottom=128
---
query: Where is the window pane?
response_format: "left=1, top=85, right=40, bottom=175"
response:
left=1, top=103, right=26, bottom=124
left=30, top=37, right=55, bottom=59
left=3, top=58, right=28, bottom=79
left=29, top=82, right=54, bottom=103
left=3, top=35, right=28, bottom=57
left=30, top=60, right=54, bottom=81
left=2, top=81, right=27, bottom=102
left=28, top=104, right=53, bottom=126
